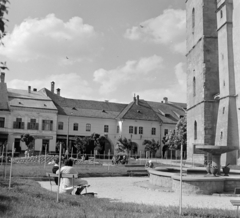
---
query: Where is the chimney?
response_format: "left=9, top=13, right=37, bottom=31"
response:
left=133, top=94, right=136, bottom=102
left=1, top=72, right=5, bottom=83
left=56, top=88, right=61, bottom=96
left=28, top=86, right=31, bottom=93
left=136, top=95, right=139, bottom=105
left=51, top=81, right=55, bottom=93
left=163, top=97, right=168, bottom=103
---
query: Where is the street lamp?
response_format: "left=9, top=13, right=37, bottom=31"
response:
left=66, top=112, right=73, bottom=158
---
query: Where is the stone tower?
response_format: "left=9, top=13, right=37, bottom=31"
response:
left=214, top=0, right=239, bottom=165
left=186, top=0, right=219, bottom=163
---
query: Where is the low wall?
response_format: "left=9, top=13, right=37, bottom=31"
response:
left=148, top=168, right=240, bottom=195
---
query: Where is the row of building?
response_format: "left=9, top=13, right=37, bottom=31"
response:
left=0, top=72, right=186, bottom=156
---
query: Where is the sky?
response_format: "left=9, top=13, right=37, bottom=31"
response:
left=1, top=0, right=186, bottom=104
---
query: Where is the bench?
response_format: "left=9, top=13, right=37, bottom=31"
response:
left=230, top=200, right=240, bottom=218
left=127, top=169, right=148, bottom=177
left=46, top=172, right=79, bottom=192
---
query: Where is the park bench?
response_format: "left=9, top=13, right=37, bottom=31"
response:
left=127, top=169, right=148, bottom=177
left=230, top=199, right=240, bottom=218
left=46, top=173, right=96, bottom=196
left=46, top=172, right=79, bottom=192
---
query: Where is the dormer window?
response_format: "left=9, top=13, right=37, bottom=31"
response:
left=72, top=107, right=77, bottom=110
left=192, top=8, right=195, bottom=34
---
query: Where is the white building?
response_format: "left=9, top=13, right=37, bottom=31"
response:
left=0, top=74, right=186, bottom=157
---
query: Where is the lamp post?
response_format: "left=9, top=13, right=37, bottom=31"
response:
left=66, top=112, right=73, bottom=157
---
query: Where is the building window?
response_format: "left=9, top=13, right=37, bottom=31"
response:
left=223, top=107, right=225, bottom=114
left=220, top=10, right=223, bottom=18
left=13, top=118, right=24, bottom=129
left=220, top=131, right=223, bottom=139
left=223, top=80, right=225, bottom=87
left=193, top=77, right=196, bottom=97
left=164, top=129, right=168, bottom=136
left=192, top=8, right=195, bottom=33
left=86, top=123, right=91, bottom=132
left=104, top=125, right=109, bottom=133
left=58, top=122, right=64, bottom=130
left=42, top=120, right=53, bottom=131
left=28, top=119, right=39, bottom=130
left=151, top=127, right=156, bottom=135
left=117, top=125, right=119, bottom=133
left=134, top=126, right=137, bottom=134
left=0, top=117, right=5, bottom=128
left=129, top=126, right=133, bottom=134
left=73, top=123, right=78, bottom=131
left=139, top=127, right=143, bottom=134
left=194, top=121, right=197, bottom=140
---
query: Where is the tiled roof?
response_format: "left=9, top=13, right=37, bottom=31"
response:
left=147, top=101, right=185, bottom=124
left=41, top=88, right=127, bottom=118
left=8, top=88, right=57, bottom=111
left=117, top=100, right=160, bottom=121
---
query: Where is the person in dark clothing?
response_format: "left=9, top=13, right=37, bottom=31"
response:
left=52, top=157, right=59, bottom=185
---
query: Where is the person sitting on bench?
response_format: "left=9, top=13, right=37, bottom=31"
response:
left=51, top=157, right=59, bottom=185
left=56, top=158, right=87, bottom=195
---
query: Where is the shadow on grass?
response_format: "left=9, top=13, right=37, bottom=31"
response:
left=0, top=194, right=18, bottom=214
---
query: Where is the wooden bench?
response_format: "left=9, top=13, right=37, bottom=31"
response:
left=46, top=172, right=78, bottom=192
left=127, top=169, right=148, bottom=177
left=230, top=200, right=240, bottom=218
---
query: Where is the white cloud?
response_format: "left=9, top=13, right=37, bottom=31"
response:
left=134, top=62, right=186, bottom=102
left=93, top=55, right=163, bottom=94
left=124, top=9, right=186, bottom=54
left=8, top=73, right=93, bottom=99
left=0, top=14, right=100, bottom=62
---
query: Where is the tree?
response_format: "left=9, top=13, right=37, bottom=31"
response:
left=73, top=133, right=108, bottom=158
left=168, top=116, right=187, bottom=152
left=143, top=139, right=160, bottom=158
left=20, top=134, right=35, bottom=156
left=115, top=137, right=132, bottom=154
left=0, top=0, right=9, bottom=44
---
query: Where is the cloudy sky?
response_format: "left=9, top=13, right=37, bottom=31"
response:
left=1, top=0, right=186, bottom=103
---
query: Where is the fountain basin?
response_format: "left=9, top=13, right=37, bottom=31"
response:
left=148, top=167, right=240, bottom=195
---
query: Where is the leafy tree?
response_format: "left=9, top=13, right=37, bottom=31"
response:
left=143, top=139, right=160, bottom=157
left=115, top=137, right=132, bottom=154
left=0, top=0, right=9, bottom=44
left=168, top=116, right=187, bottom=152
left=73, top=133, right=108, bottom=158
left=0, top=0, right=9, bottom=72
left=20, top=134, right=35, bottom=156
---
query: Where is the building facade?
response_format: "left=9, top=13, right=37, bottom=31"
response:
left=0, top=74, right=186, bottom=157
left=186, top=0, right=240, bottom=165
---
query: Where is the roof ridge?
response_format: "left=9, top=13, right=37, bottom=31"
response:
left=117, top=101, right=135, bottom=119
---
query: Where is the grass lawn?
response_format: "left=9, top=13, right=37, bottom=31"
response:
left=0, top=178, right=235, bottom=218
left=0, top=160, right=237, bottom=217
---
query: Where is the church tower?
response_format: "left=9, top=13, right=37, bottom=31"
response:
left=215, top=0, right=239, bottom=165
left=186, top=0, right=219, bottom=163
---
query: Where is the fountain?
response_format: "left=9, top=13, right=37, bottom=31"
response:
left=194, top=144, right=238, bottom=175
left=148, top=145, right=240, bottom=195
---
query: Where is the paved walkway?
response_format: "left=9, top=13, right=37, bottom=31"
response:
left=38, top=177, right=238, bottom=210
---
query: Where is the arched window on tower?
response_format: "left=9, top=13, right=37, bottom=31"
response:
left=193, top=77, right=196, bottom=97
left=194, top=121, right=197, bottom=140
left=192, top=8, right=195, bottom=34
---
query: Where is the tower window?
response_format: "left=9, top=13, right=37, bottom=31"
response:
left=223, top=80, right=225, bottom=87
left=223, top=107, right=225, bottom=114
left=220, top=131, right=223, bottom=139
left=192, top=8, right=195, bottom=34
left=193, top=77, right=196, bottom=97
left=194, top=121, right=197, bottom=140
left=220, top=10, right=223, bottom=18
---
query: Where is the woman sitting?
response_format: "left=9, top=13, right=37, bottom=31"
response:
left=56, top=158, right=88, bottom=195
